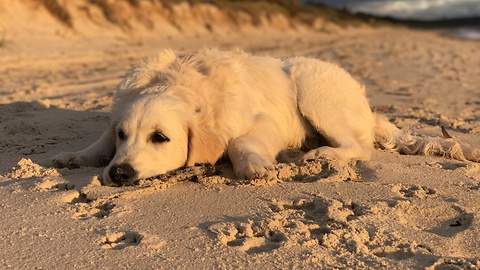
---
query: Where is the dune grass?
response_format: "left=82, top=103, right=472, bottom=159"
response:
left=38, top=0, right=72, bottom=27
left=37, top=0, right=372, bottom=29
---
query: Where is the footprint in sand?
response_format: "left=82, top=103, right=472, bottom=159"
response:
left=208, top=196, right=364, bottom=254
left=100, top=230, right=143, bottom=250
left=393, top=184, right=437, bottom=198
left=427, top=209, right=474, bottom=238
left=208, top=220, right=287, bottom=254
left=68, top=196, right=120, bottom=220
left=209, top=194, right=435, bottom=263
left=99, top=230, right=165, bottom=250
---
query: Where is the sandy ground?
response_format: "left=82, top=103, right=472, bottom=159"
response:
left=1, top=4, right=480, bottom=269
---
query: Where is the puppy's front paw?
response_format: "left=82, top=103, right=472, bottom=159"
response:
left=52, top=152, right=89, bottom=169
left=235, top=154, right=274, bottom=179
left=299, top=147, right=336, bottom=165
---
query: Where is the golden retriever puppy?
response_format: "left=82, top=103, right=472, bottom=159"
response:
left=53, top=49, right=480, bottom=186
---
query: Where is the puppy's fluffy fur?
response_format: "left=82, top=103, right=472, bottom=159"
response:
left=53, top=49, right=480, bottom=186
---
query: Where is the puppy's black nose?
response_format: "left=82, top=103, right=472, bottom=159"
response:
left=109, top=163, right=136, bottom=186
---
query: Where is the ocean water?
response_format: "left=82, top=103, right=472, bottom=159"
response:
left=303, top=0, right=480, bottom=40
left=451, top=27, right=480, bottom=40
left=307, top=0, right=480, bottom=20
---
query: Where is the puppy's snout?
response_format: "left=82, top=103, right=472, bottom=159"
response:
left=109, top=163, right=137, bottom=186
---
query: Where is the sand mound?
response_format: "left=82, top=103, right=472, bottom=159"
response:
left=5, top=158, right=61, bottom=179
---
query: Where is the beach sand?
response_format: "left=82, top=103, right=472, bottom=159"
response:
left=0, top=1, right=479, bottom=269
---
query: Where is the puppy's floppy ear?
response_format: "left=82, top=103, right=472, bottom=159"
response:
left=174, top=85, right=224, bottom=166
left=186, top=123, right=224, bottom=167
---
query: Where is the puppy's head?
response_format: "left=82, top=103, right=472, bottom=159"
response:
left=103, top=89, right=224, bottom=186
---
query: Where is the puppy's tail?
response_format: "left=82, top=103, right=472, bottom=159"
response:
left=372, top=113, right=480, bottom=162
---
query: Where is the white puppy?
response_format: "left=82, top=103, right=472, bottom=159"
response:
left=53, top=49, right=480, bottom=186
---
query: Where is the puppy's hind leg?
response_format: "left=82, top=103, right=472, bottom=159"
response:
left=228, top=114, right=285, bottom=179
left=299, top=104, right=375, bottom=164
left=52, top=129, right=116, bottom=169
left=293, top=62, right=376, bottom=164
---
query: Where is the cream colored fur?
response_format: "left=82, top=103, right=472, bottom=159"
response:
left=52, top=49, right=480, bottom=185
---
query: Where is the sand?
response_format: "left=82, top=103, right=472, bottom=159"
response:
left=1, top=1, right=479, bottom=269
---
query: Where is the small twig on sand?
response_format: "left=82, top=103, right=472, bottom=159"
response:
left=441, top=126, right=452, bottom=139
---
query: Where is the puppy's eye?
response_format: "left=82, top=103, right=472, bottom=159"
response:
left=151, top=132, right=169, bottom=144
left=118, top=129, right=126, bottom=140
